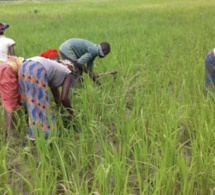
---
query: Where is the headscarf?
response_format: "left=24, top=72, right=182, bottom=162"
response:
left=40, top=49, right=74, bottom=71
left=40, top=49, right=59, bottom=58
left=0, top=23, right=9, bottom=33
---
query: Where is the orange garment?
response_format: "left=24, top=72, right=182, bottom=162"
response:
left=0, top=63, right=22, bottom=112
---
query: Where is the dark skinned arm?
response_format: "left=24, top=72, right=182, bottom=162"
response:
left=61, top=73, right=74, bottom=117
left=51, top=87, right=61, bottom=107
left=8, top=44, right=15, bottom=56
left=75, top=62, right=101, bottom=86
left=75, top=61, right=89, bottom=73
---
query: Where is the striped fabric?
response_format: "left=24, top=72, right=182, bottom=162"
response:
left=18, top=61, right=56, bottom=140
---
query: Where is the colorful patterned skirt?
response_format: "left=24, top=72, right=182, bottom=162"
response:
left=18, top=61, right=56, bottom=140
left=205, top=49, right=215, bottom=91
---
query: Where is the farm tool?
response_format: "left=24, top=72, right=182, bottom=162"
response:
left=98, top=70, right=117, bottom=80
left=94, top=70, right=117, bottom=86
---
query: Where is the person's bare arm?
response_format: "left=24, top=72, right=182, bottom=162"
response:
left=8, top=44, right=15, bottom=56
left=61, top=73, right=74, bottom=117
left=75, top=62, right=88, bottom=73
left=51, top=87, right=61, bottom=106
left=75, top=62, right=101, bottom=86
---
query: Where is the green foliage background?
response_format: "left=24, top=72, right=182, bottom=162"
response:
left=1, top=0, right=215, bottom=194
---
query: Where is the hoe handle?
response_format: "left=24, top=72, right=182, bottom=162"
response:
left=99, top=71, right=117, bottom=77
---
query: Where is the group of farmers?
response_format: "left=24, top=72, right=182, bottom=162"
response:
left=0, top=23, right=111, bottom=141
left=2, top=21, right=215, bottom=141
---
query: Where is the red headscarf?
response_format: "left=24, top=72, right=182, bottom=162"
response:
left=40, top=49, right=59, bottom=58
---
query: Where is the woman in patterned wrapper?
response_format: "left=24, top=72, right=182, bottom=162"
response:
left=18, top=56, right=75, bottom=141
left=0, top=23, right=16, bottom=64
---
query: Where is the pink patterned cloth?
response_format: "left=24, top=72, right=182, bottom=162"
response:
left=0, top=63, right=22, bottom=112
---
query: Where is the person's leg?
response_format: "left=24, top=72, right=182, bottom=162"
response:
left=4, top=110, right=13, bottom=138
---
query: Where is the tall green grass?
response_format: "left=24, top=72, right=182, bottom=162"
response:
left=1, top=0, right=215, bottom=194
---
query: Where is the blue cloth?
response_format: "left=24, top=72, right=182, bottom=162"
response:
left=205, top=49, right=215, bottom=89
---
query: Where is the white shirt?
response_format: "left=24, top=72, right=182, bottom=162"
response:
left=0, top=35, right=16, bottom=62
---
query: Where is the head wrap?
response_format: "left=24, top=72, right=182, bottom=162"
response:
left=0, top=23, right=9, bottom=32
left=40, top=49, right=59, bottom=58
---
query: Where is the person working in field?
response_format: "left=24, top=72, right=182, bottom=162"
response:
left=40, top=48, right=74, bottom=71
left=0, top=56, right=24, bottom=139
left=205, top=48, right=215, bottom=95
left=0, top=23, right=16, bottom=64
left=59, top=38, right=111, bottom=88
left=18, top=56, right=75, bottom=140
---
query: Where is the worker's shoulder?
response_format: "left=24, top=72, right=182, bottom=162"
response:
left=0, top=36, right=15, bottom=42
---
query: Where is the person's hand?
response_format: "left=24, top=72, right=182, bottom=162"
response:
left=96, top=79, right=102, bottom=86
left=90, top=72, right=99, bottom=81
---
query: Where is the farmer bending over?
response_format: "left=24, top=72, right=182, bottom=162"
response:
left=18, top=56, right=75, bottom=140
left=59, top=38, right=111, bottom=88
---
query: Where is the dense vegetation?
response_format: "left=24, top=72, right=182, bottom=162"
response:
left=1, top=0, right=215, bottom=194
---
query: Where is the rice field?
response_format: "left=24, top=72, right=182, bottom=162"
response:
left=1, top=0, right=215, bottom=194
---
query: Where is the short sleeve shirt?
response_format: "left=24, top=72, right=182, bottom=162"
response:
left=0, top=36, right=15, bottom=62
left=26, top=57, right=72, bottom=88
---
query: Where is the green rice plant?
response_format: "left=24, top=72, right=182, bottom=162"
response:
left=1, top=0, right=215, bottom=194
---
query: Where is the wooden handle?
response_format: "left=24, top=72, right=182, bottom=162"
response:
left=99, top=71, right=117, bottom=77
